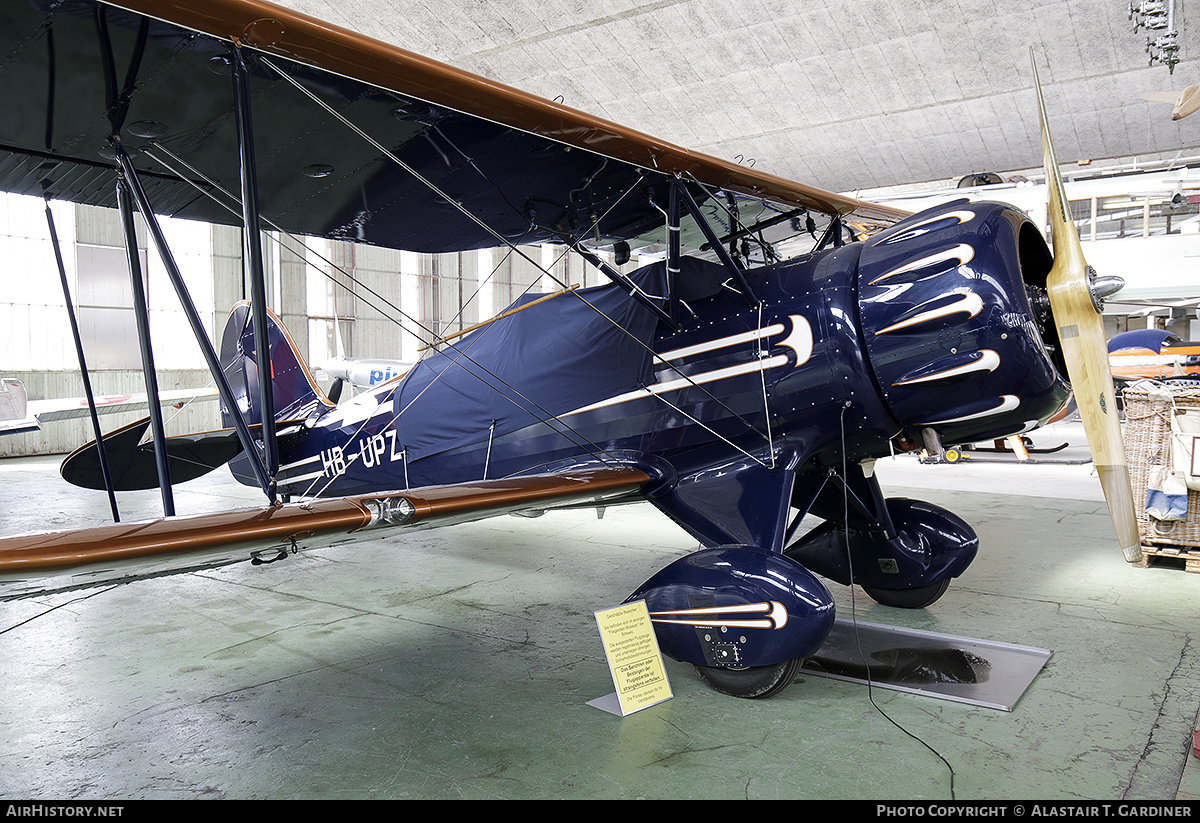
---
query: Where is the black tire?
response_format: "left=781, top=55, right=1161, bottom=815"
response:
left=862, top=578, right=951, bottom=609
left=694, top=657, right=802, bottom=699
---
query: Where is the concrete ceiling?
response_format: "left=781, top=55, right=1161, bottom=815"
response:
left=269, top=0, right=1198, bottom=196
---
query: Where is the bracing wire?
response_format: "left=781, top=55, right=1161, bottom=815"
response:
left=142, top=143, right=633, bottom=479
left=682, top=171, right=832, bottom=265
left=141, top=51, right=786, bottom=490
left=257, top=55, right=777, bottom=452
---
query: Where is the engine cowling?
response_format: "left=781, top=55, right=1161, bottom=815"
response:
left=856, top=199, right=1070, bottom=447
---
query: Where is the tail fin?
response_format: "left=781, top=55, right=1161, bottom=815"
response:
left=218, top=301, right=332, bottom=428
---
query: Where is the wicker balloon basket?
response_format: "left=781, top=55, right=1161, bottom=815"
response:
left=1123, top=383, right=1200, bottom=571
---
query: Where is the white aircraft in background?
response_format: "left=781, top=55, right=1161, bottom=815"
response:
left=1142, top=83, right=1200, bottom=120
left=0, top=377, right=217, bottom=436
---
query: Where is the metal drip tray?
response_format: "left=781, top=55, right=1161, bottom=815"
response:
left=802, top=619, right=1052, bottom=711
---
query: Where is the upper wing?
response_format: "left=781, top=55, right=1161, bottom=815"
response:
left=0, top=464, right=651, bottom=599
left=0, top=0, right=905, bottom=258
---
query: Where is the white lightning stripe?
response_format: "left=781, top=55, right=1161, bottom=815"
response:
left=280, top=470, right=325, bottom=486
left=565, top=316, right=811, bottom=417
left=321, top=396, right=396, bottom=429
left=922, top=394, right=1020, bottom=425
left=894, top=350, right=1001, bottom=386
left=279, top=454, right=321, bottom=472
left=879, top=211, right=976, bottom=246
left=658, top=324, right=785, bottom=362
left=323, top=322, right=797, bottom=429
left=869, top=243, right=975, bottom=285
left=648, top=601, right=788, bottom=630
left=651, top=602, right=775, bottom=616
left=876, top=292, right=984, bottom=335
left=652, top=618, right=778, bottom=629
left=564, top=354, right=790, bottom=416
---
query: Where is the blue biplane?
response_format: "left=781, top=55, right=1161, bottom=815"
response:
left=0, top=0, right=1137, bottom=698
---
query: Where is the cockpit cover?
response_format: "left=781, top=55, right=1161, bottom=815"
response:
left=391, top=258, right=719, bottom=461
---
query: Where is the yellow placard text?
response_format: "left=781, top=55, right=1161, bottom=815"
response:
left=594, top=600, right=672, bottom=715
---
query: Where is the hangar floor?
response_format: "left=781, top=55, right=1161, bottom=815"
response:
left=2, top=422, right=1200, bottom=801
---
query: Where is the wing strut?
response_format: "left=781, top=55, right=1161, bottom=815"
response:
left=672, top=179, right=759, bottom=308
left=115, top=176, right=175, bottom=517
left=814, top=214, right=847, bottom=251
left=110, top=143, right=277, bottom=504
left=45, top=200, right=120, bottom=523
left=549, top=232, right=682, bottom=332
left=231, top=44, right=280, bottom=505
left=667, top=184, right=682, bottom=325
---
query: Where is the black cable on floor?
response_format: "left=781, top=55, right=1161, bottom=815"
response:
left=838, top=402, right=958, bottom=800
left=0, top=585, right=118, bottom=636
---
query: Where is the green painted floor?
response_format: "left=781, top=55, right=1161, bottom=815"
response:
left=2, top=428, right=1200, bottom=800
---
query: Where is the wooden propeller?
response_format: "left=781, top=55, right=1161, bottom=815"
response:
left=1033, top=56, right=1142, bottom=562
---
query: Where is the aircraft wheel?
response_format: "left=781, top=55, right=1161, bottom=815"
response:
left=862, top=578, right=951, bottom=609
left=694, top=657, right=802, bottom=699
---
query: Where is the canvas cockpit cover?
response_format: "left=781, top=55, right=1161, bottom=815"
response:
left=391, top=258, right=722, bottom=461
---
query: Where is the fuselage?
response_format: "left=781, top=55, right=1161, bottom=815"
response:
left=235, top=199, right=1069, bottom=504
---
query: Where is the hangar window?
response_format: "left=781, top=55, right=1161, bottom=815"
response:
left=1087, top=194, right=1200, bottom=240
left=1147, top=195, right=1200, bottom=236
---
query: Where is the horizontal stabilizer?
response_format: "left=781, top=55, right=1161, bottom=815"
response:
left=0, top=466, right=651, bottom=600
left=59, top=417, right=246, bottom=491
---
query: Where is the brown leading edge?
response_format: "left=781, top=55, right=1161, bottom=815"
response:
left=1032, top=54, right=1142, bottom=563
left=0, top=468, right=651, bottom=599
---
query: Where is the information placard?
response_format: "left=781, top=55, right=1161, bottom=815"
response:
left=593, top=600, right=672, bottom=715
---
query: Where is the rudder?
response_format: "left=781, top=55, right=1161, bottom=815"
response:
left=218, top=301, right=332, bottom=428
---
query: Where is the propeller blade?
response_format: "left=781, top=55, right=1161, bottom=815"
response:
left=1032, top=55, right=1142, bottom=563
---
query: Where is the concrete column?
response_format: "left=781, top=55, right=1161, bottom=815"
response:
left=277, top=238, right=308, bottom=360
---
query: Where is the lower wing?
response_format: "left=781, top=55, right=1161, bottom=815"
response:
left=0, top=465, right=650, bottom=600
